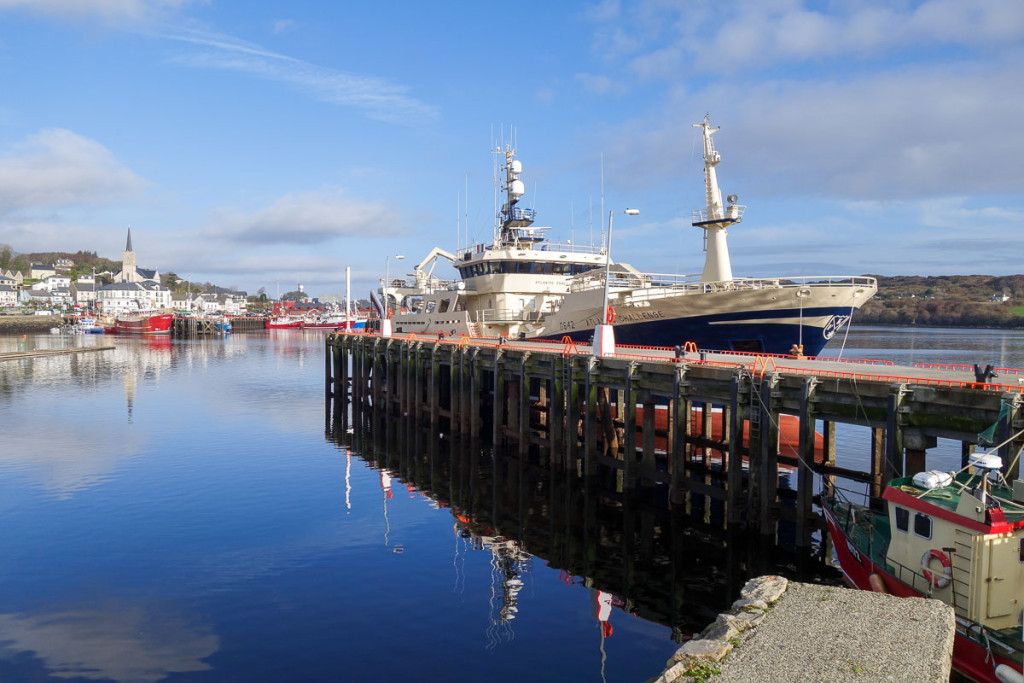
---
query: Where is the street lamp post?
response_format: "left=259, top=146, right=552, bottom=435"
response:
left=381, top=254, right=405, bottom=337
left=594, top=208, right=639, bottom=357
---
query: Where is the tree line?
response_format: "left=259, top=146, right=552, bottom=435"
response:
left=855, top=274, right=1024, bottom=329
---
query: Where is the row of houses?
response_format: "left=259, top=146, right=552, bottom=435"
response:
left=0, top=231, right=248, bottom=314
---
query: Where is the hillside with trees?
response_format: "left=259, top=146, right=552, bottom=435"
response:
left=855, top=274, right=1024, bottom=329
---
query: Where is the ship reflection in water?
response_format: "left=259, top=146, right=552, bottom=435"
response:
left=330, top=408, right=841, bottom=654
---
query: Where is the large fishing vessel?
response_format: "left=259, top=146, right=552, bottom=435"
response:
left=113, top=309, right=172, bottom=335
left=383, top=117, right=876, bottom=356
left=822, top=455, right=1023, bottom=683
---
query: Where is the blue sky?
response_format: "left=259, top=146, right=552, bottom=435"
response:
left=0, top=0, right=1022, bottom=298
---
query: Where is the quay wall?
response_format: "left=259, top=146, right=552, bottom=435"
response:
left=0, top=314, right=64, bottom=334
left=651, top=576, right=954, bottom=683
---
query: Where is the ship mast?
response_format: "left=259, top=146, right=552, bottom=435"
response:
left=496, top=145, right=535, bottom=246
left=691, top=115, right=744, bottom=284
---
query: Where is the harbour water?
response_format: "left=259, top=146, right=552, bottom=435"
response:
left=1, top=326, right=1022, bottom=682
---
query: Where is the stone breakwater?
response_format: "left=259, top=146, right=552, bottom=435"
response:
left=0, top=315, right=65, bottom=334
left=649, top=576, right=955, bottom=683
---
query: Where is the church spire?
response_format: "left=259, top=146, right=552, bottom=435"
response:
left=125, top=227, right=133, bottom=252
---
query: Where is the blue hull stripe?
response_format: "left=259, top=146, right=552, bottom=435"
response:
left=543, top=305, right=856, bottom=356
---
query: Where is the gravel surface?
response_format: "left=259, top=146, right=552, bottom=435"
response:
left=713, top=583, right=955, bottom=682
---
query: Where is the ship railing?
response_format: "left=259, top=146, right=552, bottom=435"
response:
left=456, top=240, right=603, bottom=259
left=691, top=205, right=746, bottom=224
left=569, top=272, right=877, bottom=297
left=472, top=308, right=543, bottom=324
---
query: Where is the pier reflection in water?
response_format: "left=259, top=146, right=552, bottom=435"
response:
left=330, top=400, right=840, bottom=651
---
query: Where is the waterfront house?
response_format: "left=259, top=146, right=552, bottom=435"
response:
left=0, top=284, right=16, bottom=307
left=202, top=286, right=248, bottom=315
left=71, top=280, right=96, bottom=308
left=97, top=281, right=171, bottom=314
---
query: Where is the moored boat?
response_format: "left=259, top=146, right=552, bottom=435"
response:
left=114, top=310, right=172, bottom=335
left=266, top=315, right=303, bottom=329
left=73, top=318, right=105, bottom=334
left=383, top=117, right=876, bottom=355
left=821, top=454, right=1024, bottom=683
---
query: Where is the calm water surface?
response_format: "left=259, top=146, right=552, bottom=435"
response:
left=1, top=326, right=1022, bottom=682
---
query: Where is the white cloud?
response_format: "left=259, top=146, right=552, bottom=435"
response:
left=162, top=27, right=439, bottom=124
left=210, top=188, right=407, bottom=246
left=0, top=129, right=145, bottom=214
left=581, top=1, right=1024, bottom=85
left=272, top=18, right=294, bottom=34
left=0, top=0, right=193, bottom=22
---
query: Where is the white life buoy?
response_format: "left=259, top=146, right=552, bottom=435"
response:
left=921, top=549, right=952, bottom=589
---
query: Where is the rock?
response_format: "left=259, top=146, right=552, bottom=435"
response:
left=677, top=638, right=733, bottom=662
left=701, top=613, right=741, bottom=641
left=731, top=598, right=768, bottom=612
left=729, top=609, right=767, bottom=631
left=654, top=659, right=694, bottom=683
left=739, top=575, right=788, bottom=604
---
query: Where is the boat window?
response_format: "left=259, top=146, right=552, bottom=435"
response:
left=552, top=263, right=568, bottom=275
left=425, top=301, right=436, bottom=314
left=894, top=507, right=909, bottom=532
left=913, top=512, right=932, bottom=539
left=439, top=298, right=451, bottom=313
left=1019, top=538, right=1023, bottom=563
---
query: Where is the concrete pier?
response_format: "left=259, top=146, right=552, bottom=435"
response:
left=652, top=576, right=955, bottom=682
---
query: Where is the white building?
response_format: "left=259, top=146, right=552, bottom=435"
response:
left=0, top=284, right=16, bottom=307
left=72, top=280, right=97, bottom=307
left=97, top=281, right=171, bottom=314
left=43, top=274, right=71, bottom=291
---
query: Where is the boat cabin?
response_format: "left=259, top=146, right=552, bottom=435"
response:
left=882, top=463, right=1024, bottom=633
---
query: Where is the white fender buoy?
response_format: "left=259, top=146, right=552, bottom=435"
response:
left=995, top=663, right=1024, bottom=683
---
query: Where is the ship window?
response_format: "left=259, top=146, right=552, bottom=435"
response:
left=425, top=301, right=436, bottom=314
left=913, top=512, right=932, bottom=539
left=439, top=298, right=451, bottom=313
left=894, top=507, right=909, bottom=532
left=1019, top=538, right=1023, bottom=563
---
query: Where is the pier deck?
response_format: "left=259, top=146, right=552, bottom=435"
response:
left=326, top=331, right=1024, bottom=542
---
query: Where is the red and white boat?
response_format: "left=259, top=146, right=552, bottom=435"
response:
left=822, top=454, right=1023, bottom=683
left=113, top=310, right=173, bottom=335
left=266, top=315, right=303, bottom=329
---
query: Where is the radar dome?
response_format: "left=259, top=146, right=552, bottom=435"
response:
left=510, top=179, right=525, bottom=197
left=509, top=160, right=522, bottom=174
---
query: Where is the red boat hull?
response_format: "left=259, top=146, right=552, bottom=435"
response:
left=114, top=313, right=173, bottom=335
left=822, top=505, right=1021, bottom=683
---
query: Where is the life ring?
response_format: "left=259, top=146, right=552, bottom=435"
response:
left=605, top=305, right=616, bottom=325
left=921, top=549, right=952, bottom=589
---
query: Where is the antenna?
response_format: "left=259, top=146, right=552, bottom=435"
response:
left=600, top=154, right=605, bottom=251
left=465, top=174, right=469, bottom=252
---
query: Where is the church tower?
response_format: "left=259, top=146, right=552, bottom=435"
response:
left=120, top=228, right=137, bottom=283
